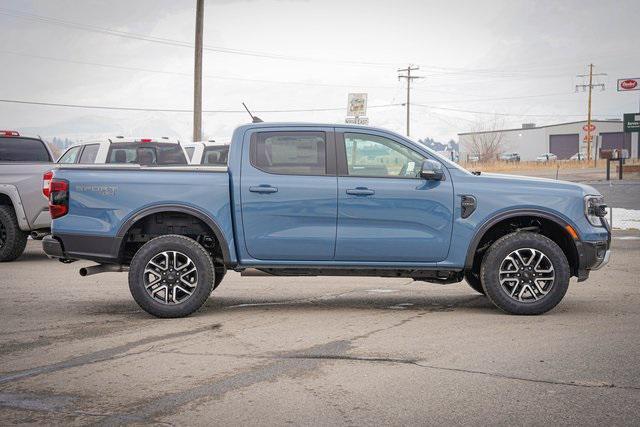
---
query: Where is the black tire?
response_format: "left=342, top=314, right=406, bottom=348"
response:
left=0, top=206, right=28, bottom=262
left=129, top=235, right=214, bottom=318
left=480, top=232, right=569, bottom=315
left=464, top=271, right=485, bottom=295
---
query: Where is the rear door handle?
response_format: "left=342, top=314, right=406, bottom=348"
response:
left=346, top=187, right=375, bottom=196
left=249, top=185, right=278, bottom=194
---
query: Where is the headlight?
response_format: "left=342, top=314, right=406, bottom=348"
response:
left=584, top=195, right=607, bottom=227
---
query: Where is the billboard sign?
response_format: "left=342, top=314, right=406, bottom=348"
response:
left=617, top=78, right=640, bottom=91
left=347, top=93, right=368, bottom=117
left=623, top=113, right=640, bottom=133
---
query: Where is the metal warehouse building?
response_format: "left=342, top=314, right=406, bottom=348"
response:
left=458, top=119, right=639, bottom=161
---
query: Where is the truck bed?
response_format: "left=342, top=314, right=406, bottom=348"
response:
left=50, top=164, right=234, bottom=263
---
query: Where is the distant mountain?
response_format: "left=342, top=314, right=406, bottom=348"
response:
left=18, top=114, right=184, bottom=150
left=418, top=137, right=459, bottom=152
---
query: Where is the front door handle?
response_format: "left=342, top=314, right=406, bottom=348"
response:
left=346, top=187, right=375, bottom=196
left=249, top=185, right=278, bottom=194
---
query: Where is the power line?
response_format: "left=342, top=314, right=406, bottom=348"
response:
left=410, top=102, right=616, bottom=119
left=0, top=50, right=397, bottom=89
left=0, top=98, right=402, bottom=113
left=575, top=63, right=606, bottom=161
left=398, top=65, right=423, bottom=136
left=0, top=7, right=395, bottom=68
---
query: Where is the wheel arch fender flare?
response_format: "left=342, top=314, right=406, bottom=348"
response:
left=464, top=208, right=579, bottom=270
left=116, top=204, right=232, bottom=265
left=0, top=184, right=30, bottom=230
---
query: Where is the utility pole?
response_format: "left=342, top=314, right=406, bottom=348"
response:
left=193, top=0, right=204, bottom=142
left=398, top=65, right=423, bottom=137
left=576, top=64, right=606, bottom=161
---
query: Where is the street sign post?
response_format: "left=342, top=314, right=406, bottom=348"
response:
left=346, top=93, right=368, bottom=125
left=617, top=78, right=640, bottom=91
left=582, top=123, right=596, bottom=132
left=623, top=113, right=640, bottom=133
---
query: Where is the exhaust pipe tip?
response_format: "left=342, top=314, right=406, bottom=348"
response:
left=79, top=267, right=88, bottom=277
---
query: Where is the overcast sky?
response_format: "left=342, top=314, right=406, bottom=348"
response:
left=1, top=0, right=639, bottom=142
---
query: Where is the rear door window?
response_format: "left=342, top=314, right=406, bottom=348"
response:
left=57, top=146, right=82, bottom=164
left=250, top=132, right=326, bottom=175
left=107, top=143, right=187, bottom=165
left=78, top=144, right=100, bottom=163
left=0, top=137, right=51, bottom=162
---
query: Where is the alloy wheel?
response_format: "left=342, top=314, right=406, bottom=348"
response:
left=143, top=251, right=198, bottom=304
left=498, top=248, right=555, bottom=303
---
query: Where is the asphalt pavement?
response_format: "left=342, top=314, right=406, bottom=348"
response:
left=1, top=233, right=639, bottom=425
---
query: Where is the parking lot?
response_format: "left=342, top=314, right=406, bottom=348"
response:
left=1, top=230, right=639, bottom=425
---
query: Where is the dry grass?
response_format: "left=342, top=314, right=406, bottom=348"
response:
left=459, top=158, right=640, bottom=173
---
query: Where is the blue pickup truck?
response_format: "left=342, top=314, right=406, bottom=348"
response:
left=43, top=123, right=611, bottom=318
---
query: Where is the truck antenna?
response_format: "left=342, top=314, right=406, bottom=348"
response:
left=242, top=102, right=263, bottom=123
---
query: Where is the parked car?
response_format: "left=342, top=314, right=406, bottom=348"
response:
left=499, top=152, right=521, bottom=162
left=467, top=154, right=480, bottom=162
left=536, top=153, right=558, bottom=162
left=0, top=130, right=55, bottom=261
left=181, top=140, right=230, bottom=165
left=57, top=137, right=189, bottom=165
left=569, top=152, right=587, bottom=161
left=43, top=123, right=610, bottom=318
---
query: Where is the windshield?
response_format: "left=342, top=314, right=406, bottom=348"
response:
left=202, top=145, right=229, bottom=165
left=410, top=138, right=470, bottom=174
left=107, top=143, right=187, bottom=165
left=0, top=137, right=51, bottom=162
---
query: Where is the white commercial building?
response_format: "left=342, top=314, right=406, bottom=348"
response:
left=458, top=119, right=639, bottom=161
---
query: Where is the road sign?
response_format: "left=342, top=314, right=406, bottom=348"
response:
left=345, top=116, right=369, bottom=125
left=583, top=135, right=593, bottom=142
left=617, top=78, right=640, bottom=91
left=623, top=113, right=640, bottom=133
left=582, top=123, right=596, bottom=132
left=347, top=93, right=367, bottom=117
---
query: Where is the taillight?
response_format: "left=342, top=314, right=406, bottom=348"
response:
left=42, top=170, right=53, bottom=199
left=49, top=179, right=69, bottom=219
left=140, top=138, right=152, bottom=143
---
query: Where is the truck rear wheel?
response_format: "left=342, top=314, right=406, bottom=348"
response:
left=129, top=235, right=214, bottom=318
left=480, top=232, right=569, bottom=315
left=0, top=206, right=28, bottom=262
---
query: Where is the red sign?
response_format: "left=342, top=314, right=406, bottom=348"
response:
left=617, top=78, right=640, bottom=91
left=583, top=135, right=593, bottom=142
left=583, top=124, right=596, bottom=132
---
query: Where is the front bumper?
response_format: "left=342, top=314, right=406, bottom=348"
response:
left=575, top=219, right=611, bottom=281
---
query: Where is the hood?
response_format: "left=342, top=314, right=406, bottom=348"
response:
left=478, top=172, right=601, bottom=196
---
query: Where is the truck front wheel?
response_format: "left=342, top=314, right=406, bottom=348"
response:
left=0, top=206, right=28, bottom=262
left=129, top=235, right=214, bottom=318
left=464, top=271, right=485, bottom=295
left=480, top=232, right=569, bottom=315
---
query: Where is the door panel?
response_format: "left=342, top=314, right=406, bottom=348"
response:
left=335, top=131, right=453, bottom=262
left=240, top=129, right=337, bottom=261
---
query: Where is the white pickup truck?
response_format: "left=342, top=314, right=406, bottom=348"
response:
left=181, top=140, right=229, bottom=165
left=57, top=136, right=189, bottom=166
left=0, top=130, right=55, bottom=261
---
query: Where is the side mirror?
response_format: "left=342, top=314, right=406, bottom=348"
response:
left=420, top=159, right=444, bottom=181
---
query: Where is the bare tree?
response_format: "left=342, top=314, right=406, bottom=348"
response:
left=467, top=116, right=507, bottom=161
